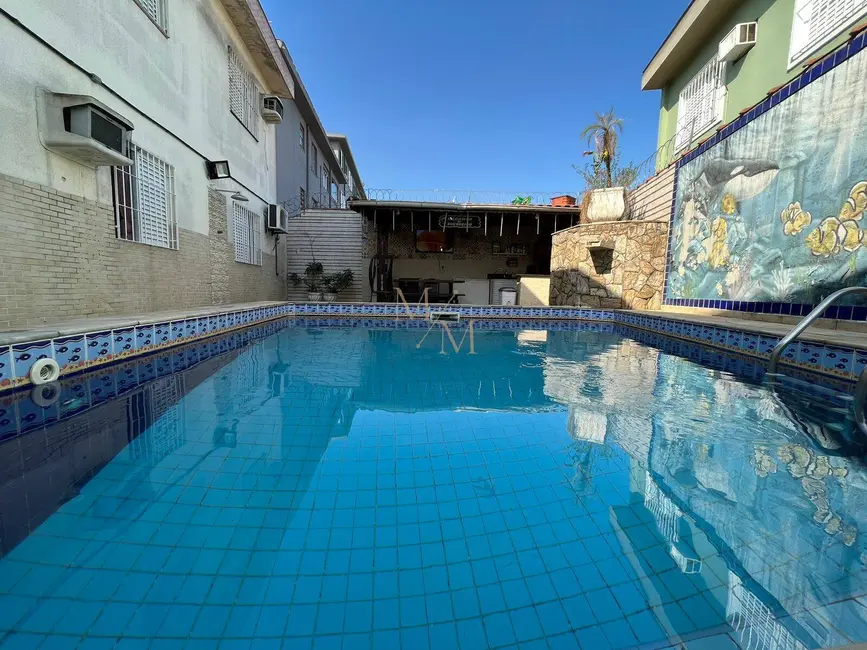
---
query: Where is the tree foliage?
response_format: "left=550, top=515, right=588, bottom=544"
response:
left=574, top=108, right=638, bottom=190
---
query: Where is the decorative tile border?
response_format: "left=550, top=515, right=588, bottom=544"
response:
left=2, top=301, right=864, bottom=393
left=665, top=29, right=867, bottom=320
left=0, top=304, right=295, bottom=393
left=614, top=311, right=860, bottom=382
left=0, top=318, right=292, bottom=442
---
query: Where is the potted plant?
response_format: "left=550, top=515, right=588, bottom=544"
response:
left=576, top=109, right=639, bottom=222
left=290, top=262, right=324, bottom=301
left=322, top=269, right=354, bottom=302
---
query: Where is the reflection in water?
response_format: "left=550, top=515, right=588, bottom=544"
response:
left=1, top=322, right=866, bottom=648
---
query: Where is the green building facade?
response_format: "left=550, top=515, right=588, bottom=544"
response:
left=644, top=0, right=867, bottom=154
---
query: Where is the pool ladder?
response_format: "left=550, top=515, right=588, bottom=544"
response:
left=766, top=286, right=867, bottom=437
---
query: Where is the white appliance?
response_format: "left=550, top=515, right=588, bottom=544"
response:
left=489, top=278, right=517, bottom=304
left=499, top=288, right=517, bottom=305
left=719, top=22, right=757, bottom=62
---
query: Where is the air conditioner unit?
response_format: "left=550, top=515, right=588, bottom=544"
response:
left=266, top=203, right=289, bottom=233
left=261, top=96, right=284, bottom=124
left=719, top=22, right=757, bottom=62
left=36, top=91, right=134, bottom=167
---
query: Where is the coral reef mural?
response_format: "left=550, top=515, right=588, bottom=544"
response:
left=667, top=47, right=867, bottom=304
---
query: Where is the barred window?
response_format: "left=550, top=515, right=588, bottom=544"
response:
left=300, top=187, right=306, bottom=209
left=789, top=0, right=867, bottom=66
left=311, top=144, right=318, bottom=172
left=228, top=46, right=261, bottom=138
left=675, top=56, right=726, bottom=151
left=232, top=201, right=262, bottom=265
left=133, top=0, right=168, bottom=32
left=113, top=143, right=178, bottom=249
left=299, top=122, right=305, bottom=149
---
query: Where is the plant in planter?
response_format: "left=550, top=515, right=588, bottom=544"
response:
left=322, top=269, right=354, bottom=302
left=290, top=262, right=324, bottom=301
left=573, top=108, right=639, bottom=222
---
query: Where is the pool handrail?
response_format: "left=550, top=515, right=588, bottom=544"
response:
left=767, top=286, right=867, bottom=375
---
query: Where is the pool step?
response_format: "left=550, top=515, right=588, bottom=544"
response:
left=430, top=311, right=461, bottom=322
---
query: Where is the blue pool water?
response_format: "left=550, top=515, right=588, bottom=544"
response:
left=0, top=319, right=866, bottom=649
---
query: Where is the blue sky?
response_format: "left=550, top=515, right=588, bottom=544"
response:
left=263, top=0, right=689, bottom=193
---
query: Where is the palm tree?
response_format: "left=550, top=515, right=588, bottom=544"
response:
left=581, top=109, right=624, bottom=188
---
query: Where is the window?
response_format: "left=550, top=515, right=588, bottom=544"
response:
left=321, top=165, right=329, bottom=190
left=299, top=122, right=305, bottom=149
left=311, top=144, right=318, bottom=172
left=113, top=143, right=178, bottom=249
left=228, top=46, right=261, bottom=138
left=300, top=187, right=306, bottom=209
left=675, top=56, right=726, bottom=151
left=232, top=201, right=262, bottom=265
left=133, top=0, right=168, bottom=33
left=789, top=0, right=867, bottom=66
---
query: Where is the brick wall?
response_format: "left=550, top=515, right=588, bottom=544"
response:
left=0, top=174, right=285, bottom=329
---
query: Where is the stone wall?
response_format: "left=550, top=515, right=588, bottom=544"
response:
left=0, top=174, right=285, bottom=329
left=550, top=221, right=669, bottom=309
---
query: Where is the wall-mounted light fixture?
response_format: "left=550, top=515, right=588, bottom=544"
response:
left=206, top=160, right=231, bottom=179
left=214, top=188, right=249, bottom=202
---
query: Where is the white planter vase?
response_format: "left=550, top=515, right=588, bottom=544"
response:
left=585, top=187, right=628, bottom=222
left=308, top=291, right=323, bottom=302
left=322, top=293, right=337, bottom=302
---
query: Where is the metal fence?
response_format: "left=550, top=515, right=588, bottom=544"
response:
left=281, top=189, right=581, bottom=216
left=629, top=118, right=697, bottom=189
left=360, top=189, right=579, bottom=206
left=281, top=190, right=349, bottom=218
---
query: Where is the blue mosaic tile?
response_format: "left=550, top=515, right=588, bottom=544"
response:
left=134, top=325, right=155, bottom=353
left=0, top=346, right=13, bottom=388
left=153, top=323, right=170, bottom=348
left=53, top=335, right=86, bottom=375
left=169, top=321, right=185, bottom=343
left=0, top=398, right=18, bottom=441
left=113, top=328, right=135, bottom=359
left=823, top=346, right=854, bottom=377
left=798, top=341, right=823, bottom=369
left=11, top=340, right=53, bottom=385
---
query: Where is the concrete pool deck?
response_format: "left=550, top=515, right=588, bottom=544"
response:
left=0, top=301, right=288, bottom=346
left=635, top=307, right=867, bottom=352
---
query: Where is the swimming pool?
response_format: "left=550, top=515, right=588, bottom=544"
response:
left=0, top=318, right=864, bottom=649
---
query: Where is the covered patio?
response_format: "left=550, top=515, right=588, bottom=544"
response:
left=349, top=197, right=581, bottom=305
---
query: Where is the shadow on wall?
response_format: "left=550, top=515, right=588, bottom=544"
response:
left=550, top=269, right=626, bottom=308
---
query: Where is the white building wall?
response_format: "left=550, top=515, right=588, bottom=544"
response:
left=0, top=0, right=280, bottom=236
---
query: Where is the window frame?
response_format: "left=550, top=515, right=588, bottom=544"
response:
left=788, top=0, right=867, bottom=68
left=112, top=142, right=178, bottom=250
left=299, top=122, right=305, bottom=149
left=232, top=201, right=263, bottom=266
left=300, top=187, right=307, bottom=209
left=674, top=55, right=726, bottom=152
left=311, top=144, right=318, bottom=172
left=132, top=0, right=169, bottom=35
left=228, top=46, right=261, bottom=140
